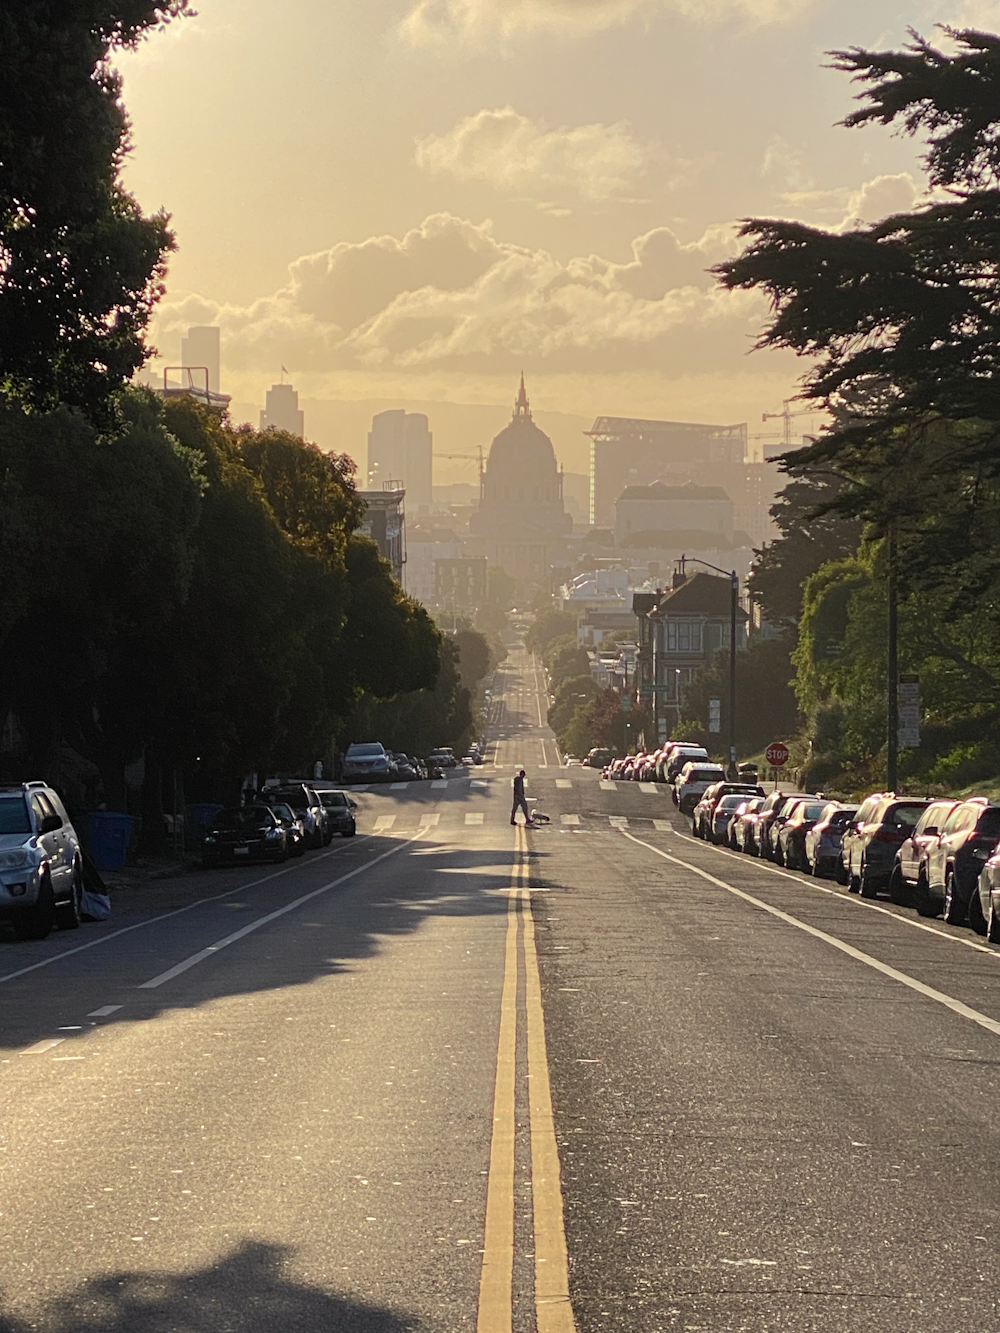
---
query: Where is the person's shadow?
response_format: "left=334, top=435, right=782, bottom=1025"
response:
left=0, top=1240, right=417, bottom=1333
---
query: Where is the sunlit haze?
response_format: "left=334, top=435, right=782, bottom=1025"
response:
left=120, top=0, right=964, bottom=476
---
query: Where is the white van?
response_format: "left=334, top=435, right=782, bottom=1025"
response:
left=675, top=762, right=726, bottom=815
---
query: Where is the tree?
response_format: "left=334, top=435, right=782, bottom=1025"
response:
left=0, top=4, right=188, bottom=421
left=679, top=636, right=800, bottom=757
left=547, top=675, right=602, bottom=741
left=524, top=609, right=576, bottom=659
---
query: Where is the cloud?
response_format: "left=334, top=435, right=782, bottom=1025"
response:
left=150, top=213, right=761, bottom=383
left=836, top=172, right=925, bottom=229
left=415, top=107, right=654, bottom=201
left=399, top=0, right=814, bottom=46
left=761, top=134, right=814, bottom=193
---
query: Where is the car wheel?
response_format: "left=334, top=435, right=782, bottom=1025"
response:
left=55, top=861, right=83, bottom=930
left=835, top=858, right=848, bottom=886
left=810, top=855, right=823, bottom=877
left=343, top=825, right=356, bottom=838
left=773, top=842, right=785, bottom=867
left=988, top=898, right=1000, bottom=945
left=943, top=869, right=965, bottom=925
left=14, top=874, right=55, bottom=941
left=888, top=866, right=908, bottom=906
left=915, top=873, right=942, bottom=918
left=968, top=884, right=987, bottom=936
left=858, top=859, right=878, bottom=898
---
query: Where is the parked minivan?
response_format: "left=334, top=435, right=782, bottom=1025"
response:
left=675, top=762, right=726, bottom=814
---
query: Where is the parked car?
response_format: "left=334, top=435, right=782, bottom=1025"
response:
left=838, top=792, right=887, bottom=884
left=428, top=749, right=459, bottom=770
left=0, top=781, right=85, bottom=939
left=731, top=797, right=765, bottom=852
left=756, top=793, right=801, bottom=861
left=261, top=783, right=329, bottom=849
left=843, top=794, right=931, bottom=898
left=888, top=799, right=958, bottom=907
left=586, top=748, right=616, bottom=768
left=775, top=798, right=830, bottom=870
left=267, top=801, right=306, bottom=857
left=665, top=745, right=710, bottom=785
left=921, top=797, right=1000, bottom=924
left=972, top=845, right=1000, bottom=941
left=804, top=803, right=858, bottom=878
left=318, top=789, right=358, bottom=838
left=676, top=762, right=727, bottom=815
left=392, top=754, right=419, bottom=781
left=342, top=742, right=393, bottom=784
left=692, top=782, right=764, bottom=839
left=710, top=793, right=754, bottom=844
left=202, top=806, right=288, bottom=867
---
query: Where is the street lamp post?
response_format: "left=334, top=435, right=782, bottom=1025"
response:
left=677, top=557, right=740, bottom=780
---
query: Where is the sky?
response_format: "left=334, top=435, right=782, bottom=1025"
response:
left=118, top=0, right=998, bottom=474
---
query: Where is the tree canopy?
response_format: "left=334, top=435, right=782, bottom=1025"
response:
left=0, top=3, right=187, bottom=421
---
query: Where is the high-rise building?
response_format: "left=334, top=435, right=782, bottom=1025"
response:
left=180, top=327, right=220, bottom=394
left=260, top=382, right=304, bottom=438
left=367, top=410, right=432, bottom=511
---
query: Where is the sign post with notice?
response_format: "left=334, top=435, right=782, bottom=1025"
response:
left=765, top=741, right=789, bottom=790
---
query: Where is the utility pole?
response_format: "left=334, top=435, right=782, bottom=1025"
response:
left=728, top=570, right=738, bottom=780
left=887, top=524, right=898, bottom=791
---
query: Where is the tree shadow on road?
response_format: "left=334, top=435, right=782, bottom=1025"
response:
left=0, top=1239, right=419, bottom=1333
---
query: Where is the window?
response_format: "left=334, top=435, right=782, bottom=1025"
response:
left=664, top=621, right=702, bottom=653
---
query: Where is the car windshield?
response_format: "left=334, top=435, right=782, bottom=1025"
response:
left=321, top=792, right=349, bottom=807
left=347, top=744, right=384, bottom=757
left=889, top=803, right=929, bottom=827
left=269, top=789, right=309, bottom=807
left=212, top=808, right=272, bottom=830
left=270, top=803, right=295, bottom=821
left=975, top=808, right=1000, bottom=836
left=830, top=810, right=856, bottom=827
left=718, top=796, right=745, bottom=811
left=803, top=803, right=828, bottom=820
left=690, top=769, right=724, bottom=782
left=0, top=796, right=31, bottom=835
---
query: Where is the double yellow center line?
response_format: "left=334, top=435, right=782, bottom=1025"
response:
left=478, top=823, right=576, bottom=1333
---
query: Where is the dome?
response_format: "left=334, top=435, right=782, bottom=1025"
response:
left=483, top=374, right=558, bottom=479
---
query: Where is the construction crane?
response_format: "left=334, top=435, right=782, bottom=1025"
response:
left=762, top=399, right=815, bottom=449
left=436, top=446, right=486, bottom=477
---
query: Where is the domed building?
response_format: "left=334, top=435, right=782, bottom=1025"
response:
left=469, top=376, right=572, bottom=585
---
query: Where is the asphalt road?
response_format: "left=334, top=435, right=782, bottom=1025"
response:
left=3, top=644, right=1000, bottom=1331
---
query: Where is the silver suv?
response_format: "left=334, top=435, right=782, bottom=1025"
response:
left=0, top=782, right=84, bottom=939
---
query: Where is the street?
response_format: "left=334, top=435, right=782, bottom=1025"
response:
left=2, top=643, right=1000, bottom=1332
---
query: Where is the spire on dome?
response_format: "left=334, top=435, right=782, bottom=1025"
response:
left=513, top=371, right=531, bottom=420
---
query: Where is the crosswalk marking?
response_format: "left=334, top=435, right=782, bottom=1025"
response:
left=390, top=782, right=408, bottom=790
left=419, top=812, right=440, bottom=826
left=431, top=780, right=447, bottom=789
left=638, top=784, right=659, bottom=795
left=609, top=816, right=629, bottom=828
left=653, top=820, right=671, bottom=832
left=561, top=814, right=580, bottom=826
left=471, top=780, right=488, bottom=789
left=600, top=780, right=615, bottom=791
left=555, top=779, right=572, bottom=789
left=465, top=812, right=484, bottom=826
left=374, top=814, right=396, bottom=831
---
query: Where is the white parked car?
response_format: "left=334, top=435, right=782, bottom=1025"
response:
left=675, top=762, right=726, bottom=815
left=0, top=782, right=84, bottom=939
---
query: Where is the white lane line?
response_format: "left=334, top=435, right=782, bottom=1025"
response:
left=609, top=817, right=629, bottom=829
left=621, top=831, right=1000, bottom=1041
left=555, top=780, right=572, bottom=790
left=600, top=781, right=616, bottom=792
left=431, top=780, right=448, bottom=790
left=88, top=1004, right=122, bottom=1017
left=138, top=831, right=424, bottom=990
left=0, top=836, right=372, bottom=989
left=390, top=782, right=408, bottom=791
left=22, top=1038, right=64, bottom=1055
left=420, top=812, right=441, bottom=826
left=374, top=814, right=396, bottom=832
left=465, top=813, right=485, bottom=826
left=561, top=814, right=580, bottom=826
left=653, top=820, right=672, bottom=832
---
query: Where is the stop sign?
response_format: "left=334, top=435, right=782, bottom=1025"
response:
left=766, top=741, right=789, bottom=767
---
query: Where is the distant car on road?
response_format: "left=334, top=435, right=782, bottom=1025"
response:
left=675, top=762, right=726, bottom=815
left=342, top=743, right=393, bottom=784
left=318, top=790, right=357, bottom=838
left=774, top=799, right=830, bottom=870
left=202, top=806, right=288, bottom=867
left=843, top=794, right=931, bottom=898
left=261, top=784, right=329, bottom=849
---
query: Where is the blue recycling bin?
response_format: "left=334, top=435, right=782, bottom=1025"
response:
left=88, top=812, right=133, bottom=872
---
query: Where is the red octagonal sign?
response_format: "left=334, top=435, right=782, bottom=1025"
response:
left=765, top=741, right=789, bottom=767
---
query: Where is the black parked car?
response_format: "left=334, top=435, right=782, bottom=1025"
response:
left=268, top=801, right=306, bottom=857
left=202, top=806, right=288, bottom=867
left=843, top=795, right=930, bottom=898
left=262, top=784, right=329, bottom=848
left=318, top=790, right=357, bottom=838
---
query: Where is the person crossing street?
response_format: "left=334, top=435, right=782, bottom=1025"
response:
left=511, top=768, right=529, bottom=825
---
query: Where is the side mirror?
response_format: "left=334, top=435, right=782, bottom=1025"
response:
left=39, top=813, right=62, bottom=834
left=349, top=800, right=358, bottom=810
